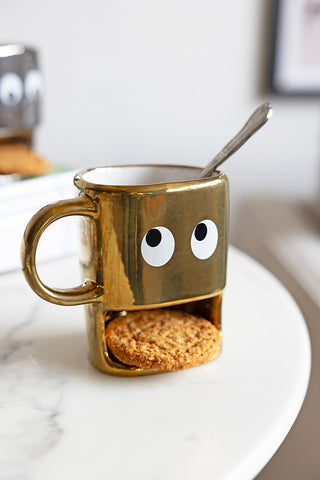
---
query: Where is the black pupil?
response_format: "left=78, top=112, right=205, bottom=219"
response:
left=146, top=229, right=162, bottom=247
left=195, top=223, right=207, bottom=241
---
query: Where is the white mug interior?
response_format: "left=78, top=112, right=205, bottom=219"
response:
left=81, top=165, right=204, bottom=186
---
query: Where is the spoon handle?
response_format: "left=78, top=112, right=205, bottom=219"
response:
left=199, top=102, right=273, bottom=178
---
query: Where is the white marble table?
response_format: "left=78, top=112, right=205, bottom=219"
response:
left=0, top=247, right=310, bottom=480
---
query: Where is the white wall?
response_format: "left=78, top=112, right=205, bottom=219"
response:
left=1, top=0, right=319, bottom=224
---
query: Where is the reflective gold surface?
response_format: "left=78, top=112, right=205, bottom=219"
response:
left=21, top=165, right=229, bottom=376
left=21, top=196, right=103, bottom=306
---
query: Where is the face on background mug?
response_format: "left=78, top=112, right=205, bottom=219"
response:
left=21, top=164, right=229, bottom=376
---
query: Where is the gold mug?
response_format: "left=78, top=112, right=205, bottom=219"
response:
left=21, top=164, right=229, bottom=375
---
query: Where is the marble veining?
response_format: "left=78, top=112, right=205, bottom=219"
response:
left=0, top=276, right=68, bottom=480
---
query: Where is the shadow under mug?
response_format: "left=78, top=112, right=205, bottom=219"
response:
left=21, top=164, right=229, bottom=375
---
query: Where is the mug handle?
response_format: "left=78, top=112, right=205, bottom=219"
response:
left=21, top=195, right=104, bottom=306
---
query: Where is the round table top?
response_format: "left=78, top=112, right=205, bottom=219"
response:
left=0, top=246, right=310, bottom=480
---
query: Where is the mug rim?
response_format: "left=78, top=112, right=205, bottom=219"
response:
left=74, top=164, right=223, bottom=193
left=0, top=43, right=38, bottom=58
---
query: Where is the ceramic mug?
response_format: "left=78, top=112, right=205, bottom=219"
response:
left=21, top=164, right=229, bottom=375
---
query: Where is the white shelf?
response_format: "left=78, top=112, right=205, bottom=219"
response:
left=0, top=170, right=77, bottom=273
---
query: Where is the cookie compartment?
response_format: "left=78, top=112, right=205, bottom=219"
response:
left=84, top=293, right=223, bottom=376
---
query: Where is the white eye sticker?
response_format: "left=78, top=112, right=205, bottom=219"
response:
left=0, top=73, right=23, bottom=106
left=141, top=226, right=175, bottom=267
left=191, top=219, right=218, bottom=260
left=25, top=69, right=43, bottom=101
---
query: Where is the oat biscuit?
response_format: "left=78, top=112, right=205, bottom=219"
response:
left=0, top=143, right=50, bottom=175
left=105, top=308, right=221, bottom=371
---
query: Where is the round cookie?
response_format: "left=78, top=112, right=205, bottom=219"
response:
left=0, top=143, right=50, bottom=175
left=105, top=308, right=221, bottom=371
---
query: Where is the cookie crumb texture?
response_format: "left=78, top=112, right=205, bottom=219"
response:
left=0, top=143, right=50, bottom=175
left=105, top=308, right=221, bottom=371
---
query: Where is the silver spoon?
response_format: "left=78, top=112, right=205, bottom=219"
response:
left=199, top=102, right=273, bottom=178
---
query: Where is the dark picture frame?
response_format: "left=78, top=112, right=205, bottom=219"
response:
left=271, top=0, right=320, bottom=95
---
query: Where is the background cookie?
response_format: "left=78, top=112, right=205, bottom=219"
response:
left=0, top=143, right=50, bottom=175
left=105, top=308, right=221, bottom=371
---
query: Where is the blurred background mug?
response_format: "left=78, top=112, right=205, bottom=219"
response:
left=0, top=43, right=42, bottom=140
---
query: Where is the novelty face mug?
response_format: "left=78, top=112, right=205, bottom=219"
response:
left=21, top=165, right=229, bottom=375
left=0, top=43, right=42, bottom=135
